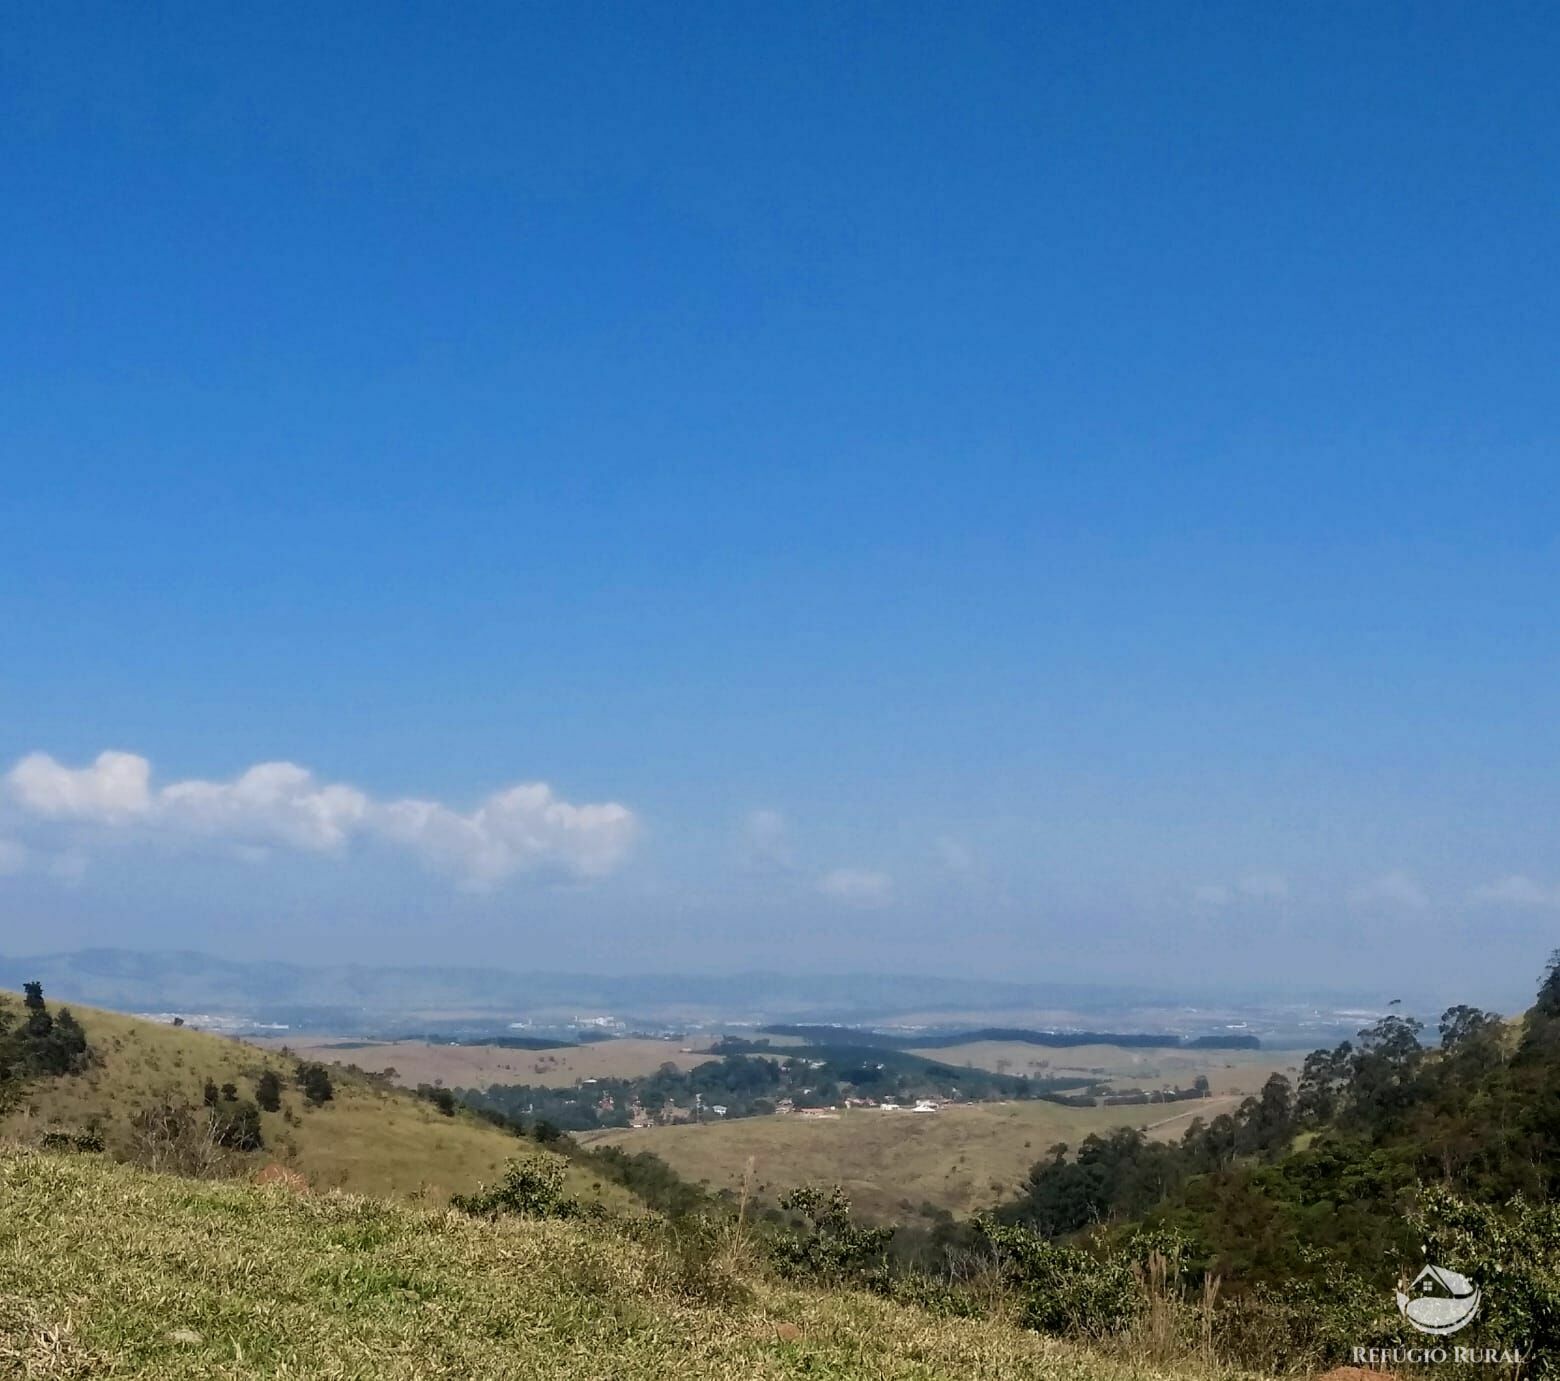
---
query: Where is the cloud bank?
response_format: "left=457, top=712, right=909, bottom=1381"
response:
left=1350, top=870, right=1430, bottom=911
left=817, top=867, right=893, bottom=906
left=4, top=750, right=637, bottom=889
left=1470, top=875, right=1560, bottom=910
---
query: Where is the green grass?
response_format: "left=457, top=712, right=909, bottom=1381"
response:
left=0, top=998, right=634, bottom=1211
left=0, top=1147, right=1235, bottom=1380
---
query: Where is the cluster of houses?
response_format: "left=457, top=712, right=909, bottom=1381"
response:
left=612, top=1091, right=949, bottom=1130
left=773, top=1096, right=942, bottom=1117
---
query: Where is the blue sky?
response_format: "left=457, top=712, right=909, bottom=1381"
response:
left=3, top=3, right=1558, bottom=1005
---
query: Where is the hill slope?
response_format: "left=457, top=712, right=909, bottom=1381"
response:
left=0, top=997, right=630, bottom=1208
left=581, top=1100, right=1210, bottom=1223
left=0, top=1147, right=1223, bottom=1381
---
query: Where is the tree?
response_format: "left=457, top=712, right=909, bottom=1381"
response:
left=297, top=1062, right=334, bottom=1106
left=22, top=983, right=44, bottom=1012
left=37, top=1008, right=88, bottom=1075
left=1297, top=1042, right=1352, bottom=1124
left=1535, top=949, right=1560, bottom=1021
left=255, top=1069, right=283, bottom=1112
left=1439, top=1004, right=1498, bottom=1052
left=202, top=1078, right=220, bottom=1108
left=213, top=1099, right=264, bottom=1151
left=220, top=1081, right=238, bottom=1102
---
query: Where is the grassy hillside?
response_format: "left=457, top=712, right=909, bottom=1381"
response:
left=0, top=1147, right=1235, bottom=1381
left=0, top=998, right=632, bottom=1209
left=581, top=1099, right=1220, bottom=1223
left=264, top=1034, right=720, bottom=1090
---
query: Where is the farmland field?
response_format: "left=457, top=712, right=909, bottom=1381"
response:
left=578, top=1094, right=1243, bottom=1224
left=908, top=1041, right=1302, bottom=1096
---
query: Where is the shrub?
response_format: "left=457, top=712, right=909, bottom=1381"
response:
left=771, top=1186, right=894, bottom=1290
left=977, top=1217, right=1144, bottom=1338
left=255, top=1069, right=283, bottom=1112
left=38, top=1128, right=105, bottom=1153
left=452, top=1156, right=599, bottom=1221
left=297, top=1062, right=334, bottom=1106
left=1410, top=1184, right=1560, bottom=1375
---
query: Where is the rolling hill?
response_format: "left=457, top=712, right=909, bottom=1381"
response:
left=579, top=1098, right=1224, bottom=1224
left=0, top=995, right=632, bottom=1209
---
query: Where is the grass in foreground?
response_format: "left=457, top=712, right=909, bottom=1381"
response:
left=0, top=1148, right=1234, bottom=1381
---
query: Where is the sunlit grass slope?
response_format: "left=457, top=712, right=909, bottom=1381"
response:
left=582, top=1100, right=1192, bottom=1223
left=0, top=998, right=630, bottom=1209
left=0, top=1148, right=1224, bottom=1381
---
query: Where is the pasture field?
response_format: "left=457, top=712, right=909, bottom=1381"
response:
left=579, top=1094, right=1242, bottom=1224
left=0, top=999, right=634, bottom=1209
left=262, top=1034, right=719, bottom=1090
left=908, top=1041, right=1302, bottom=1096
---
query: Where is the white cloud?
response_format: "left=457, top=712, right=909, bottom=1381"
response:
left=160, top=762, right=369, bottom=852
left=1469, top=874, right=1560, bottom=910
left=376, top=785, right=637, bottom=890
left=1192, top=873, right=1288, bottom=907
left=9, top=750, right=152, bottom=822
left=4, top=750, right=637, bottom=889
left=1350, top=870, right=1429, bottom=911
left=741, top=809, right=793, bottom=872
left=818, top=867, right=893, bottom=907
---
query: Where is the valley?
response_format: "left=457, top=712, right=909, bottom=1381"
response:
left=268, top=1025, right=1301, bottom=1222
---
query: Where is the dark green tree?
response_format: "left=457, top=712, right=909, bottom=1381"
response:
left=255, top=1069, right=283, bottom=1112
left=213, top=1099, right=264, bottom=1151
left=298, top=1062, right=334, bottom=1106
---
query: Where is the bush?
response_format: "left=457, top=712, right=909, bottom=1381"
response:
left=1410, top=1185, right=1560, bottom=1375
left=255, top=1069, right=283, bottom=1112
left=214, top=1099, right=265, bottom=1151
left=977, top=1217, right=1145, bottom=1338
left=38, top=1128, right=104, bottom=1153
left=297, top=1062, right=334, bottom=1106
left=771, top=1186, right=894, bottom=1290
left=452, top=1156, right=600, bottom=1221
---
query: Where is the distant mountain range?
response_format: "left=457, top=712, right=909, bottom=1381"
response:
left=0, top=947, right=1368, bottom=1044
left=0, top=947, right=1130, bottom=1026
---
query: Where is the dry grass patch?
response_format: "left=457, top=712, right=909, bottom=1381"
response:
left=261, top=1036, right=718, bottom=1091
left=583, top=1101, right=1185, bottom=1223
left=0, top=1148, right=1248, bottom=1381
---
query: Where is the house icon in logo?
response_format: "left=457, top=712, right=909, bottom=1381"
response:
left=1397, top=1264, right=1481, bottom=1335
